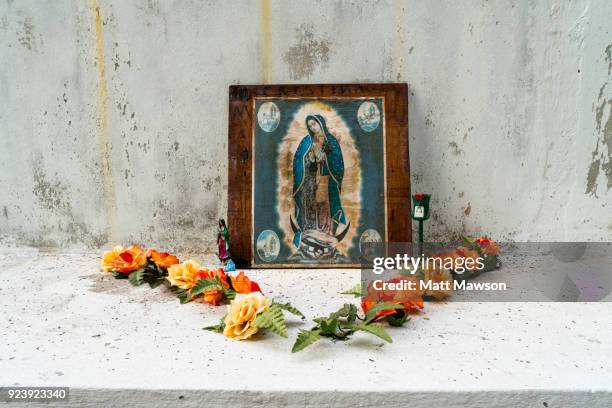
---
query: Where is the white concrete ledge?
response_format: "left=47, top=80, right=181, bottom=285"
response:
left=1, top=248, right=611, bottom=407
left=6, top=389, right=612, bottom=408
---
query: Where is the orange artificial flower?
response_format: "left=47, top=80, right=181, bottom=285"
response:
left=149, top=250, right=179, bottom=269
left=196, top=268, right=230, bottom=306
left=433, top=247, right=481, bottom=272
left=368, top=275, right=424, bottom=303
left=196, top=267, right=228, bottom=283
left=101, top=245, right=147, bottom=274
left=362, top=275, right=424, bottom=321
left=454, top=246, right=482, bottom=271
left=361, top=297, right=424, bottom=321
left=202, top=289, right=225, bottom=306
left=230, top=271, right=262, bottom=294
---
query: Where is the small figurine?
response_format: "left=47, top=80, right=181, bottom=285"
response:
left=411, top=193, right=431, bottom=257
left=217, top=219, right=235, bottom=272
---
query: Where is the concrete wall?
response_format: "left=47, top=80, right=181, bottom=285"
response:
left=0, top=0, right=611, bottom=252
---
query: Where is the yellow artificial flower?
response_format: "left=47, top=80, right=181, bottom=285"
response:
left=100, top=246, right=125, bottom=272
left=223, top=292, right=269, bottom=340
left=166, top=260, right=201, bottom=290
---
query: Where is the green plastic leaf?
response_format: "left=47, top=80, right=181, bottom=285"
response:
left=333, top=303, right=352, bottom=317
left=274, top=302, right=305, bottom=318
left=111, top=271, right=129, bottom=279
left=147, top=277, right=165, bottom=289
left=177, top=288, right=192, bottom=304
left=203, top=316, right=226, bottom=333
left=223, top=288, right=236, bottom=301
left=462, top=236, right=481, bottom=252
left=190, top=277, right=224, bottom=296
left=385, top=313, right=409, bottom=327
left=364, top=302, right=404, bottom=323
left=481, top=254, right=500, bottom=272
left=462, top=236, right=475, bottom=245
left=252, top=304, right=288, bottom=338
left=128, top=269, right=145, bottom=286
left=340, top=283, right=363, bottom=297
left=351, top=323, right=392, bottom=343
left=319, top=318, right=338, bottom=335
left=314, top=304, right=358, bottom=326
left=331, top=303, right=356, bottom=319
left=346, top=304, right=358, bottom=323
left=292, top=330, right=322, bottom=353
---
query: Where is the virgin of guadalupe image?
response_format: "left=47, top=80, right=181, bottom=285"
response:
left=217, top=219, right=230, bottom=262
left=290, top=115, right=350, bottom=260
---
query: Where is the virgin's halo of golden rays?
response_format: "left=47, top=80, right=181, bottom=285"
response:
left=276, top=101, right=361, bottom=256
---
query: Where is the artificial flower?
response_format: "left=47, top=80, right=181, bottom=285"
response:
left=433, top=247, right=481, bottom=273
left=166, top=260, right=201, bottom=289
left=454, top=247, right=482, bottom=271
left=362, top=275, right=424, bottom=321
left=149, top=250, right=179, bottom=269
left=230, top=271, right=262, bottom=294
left=100, top=245, right=147, bottom=274
left=474, top=237, right=500, bottom=255
left=195, top=267, right=230, bottom=306
left=375, top=275, right=424, bottom=303
left=423, top=265, right=453, bottom=299
left=100, top=246, right=125, bottom=272
left=201, top=290, right=224, bottom=305
left=223, top=292, right=269, bottom=340
left=361, top=297, right=424, bottom=321
left=196, top=267, right=227, bottom=281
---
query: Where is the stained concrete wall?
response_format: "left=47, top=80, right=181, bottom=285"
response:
left=0, top=0, right=611, bottom=252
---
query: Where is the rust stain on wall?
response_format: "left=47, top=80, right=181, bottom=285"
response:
left=259, top=0, right=272, bottom=84
left=463, top=202, right=471, bottom=216
left=90, top=0, right=118, bottom=240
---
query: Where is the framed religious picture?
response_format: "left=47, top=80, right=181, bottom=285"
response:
left=228, top=84, right=410, bottom=268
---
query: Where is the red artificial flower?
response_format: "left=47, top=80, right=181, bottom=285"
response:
left=414, top=193, right=430, bottom=201
left=474, top=237, right=500, bottom=255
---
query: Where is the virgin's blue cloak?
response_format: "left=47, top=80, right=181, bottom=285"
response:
left=292, top=115, right=346, bottom=247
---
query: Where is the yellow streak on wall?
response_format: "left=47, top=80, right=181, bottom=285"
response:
left=260, top=0, right=273, bottom=83
left=393, top=0, right=406, bottom=81
left=90, top=0, right=118, bottom=241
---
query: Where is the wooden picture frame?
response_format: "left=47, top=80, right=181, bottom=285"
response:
left=228, top=83, right=410, bottom=268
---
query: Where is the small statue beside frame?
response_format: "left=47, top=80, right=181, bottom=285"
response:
left=217, top=219, right=235, bottom=272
